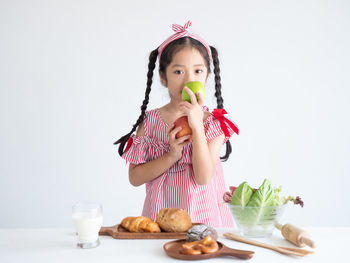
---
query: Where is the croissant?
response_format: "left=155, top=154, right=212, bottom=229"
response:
left=120, top=216, right=161, bottom=233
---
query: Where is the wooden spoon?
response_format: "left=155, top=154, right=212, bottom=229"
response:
left=276, top=246, right=314, bottom=256
left=163, top=239, right=254, bottom=260
left=224, top=232, right=313, bottom=257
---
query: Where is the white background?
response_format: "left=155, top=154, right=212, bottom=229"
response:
left=1, top=0, right=349, bottom=228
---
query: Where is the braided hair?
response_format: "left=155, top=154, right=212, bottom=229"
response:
left=210, top=46, right=232, bottom=161
left=114, top=49, right=158, bottom=156
left=115, top=37, right=232, bottom=161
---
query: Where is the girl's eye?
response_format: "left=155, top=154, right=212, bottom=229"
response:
left=195, top=69, right=203, bottom=74
left=174, top=70, right=183, bottom=74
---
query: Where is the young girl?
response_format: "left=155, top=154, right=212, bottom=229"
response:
left=115, top=21, right=239, bottom=227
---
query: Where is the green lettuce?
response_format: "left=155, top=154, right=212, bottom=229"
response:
left=241, top=179, right=276, bottom=227
left=246, top=179, right=274, bottom=207
left=231, top=182, right=254, bottom=207
left=227, top=179, right=303, bottom=231
left=272, top=185, right=283, bottom=206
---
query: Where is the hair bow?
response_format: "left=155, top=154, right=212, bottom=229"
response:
left=212, top=109, right=239, bottom=137
left=158, top=20, right=212, bottom=60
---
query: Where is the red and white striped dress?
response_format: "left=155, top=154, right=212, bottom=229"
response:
left=122, top=106, right=236, bottom=227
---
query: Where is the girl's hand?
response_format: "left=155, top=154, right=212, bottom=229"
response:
left=167, top=124, right=191, bottom=162
left=179, top=86, right=204, bottom=132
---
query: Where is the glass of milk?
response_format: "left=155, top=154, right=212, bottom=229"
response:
left=72, top=202, right=103, bottom=248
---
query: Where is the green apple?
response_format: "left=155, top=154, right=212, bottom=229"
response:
left=182, top=81, right=206, bottom=102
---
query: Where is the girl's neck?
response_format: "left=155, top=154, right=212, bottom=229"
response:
left=164, top=99, right=182, bottom=113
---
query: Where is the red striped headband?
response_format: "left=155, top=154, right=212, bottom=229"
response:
left=158, top=21, right=212, bottom=60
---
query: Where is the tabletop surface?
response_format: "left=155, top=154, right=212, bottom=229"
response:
left=0, top=227, right=347, bottom=262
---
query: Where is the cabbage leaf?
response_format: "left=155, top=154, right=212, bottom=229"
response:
left=242, top=179, right=276, bottom=227
left=231, top=182, right=254, bottom=207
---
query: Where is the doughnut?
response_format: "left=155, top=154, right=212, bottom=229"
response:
left=181, top=236, right=219, bottom=255
left=181, top=240, right=202, bottom=255
left=198, top=236, right=219, bottom=254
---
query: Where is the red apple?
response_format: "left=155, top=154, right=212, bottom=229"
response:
left=173, top=116, right=192, bottom=139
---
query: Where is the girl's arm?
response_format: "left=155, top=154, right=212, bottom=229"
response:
left=129, top=153, right=176, bottom=187
left=128, top=121, right=190, bottom=187
left=191, top=126, right=225, bottom=185
left=180, top=87, right=225, bottom=185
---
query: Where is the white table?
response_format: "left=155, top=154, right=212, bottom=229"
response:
left=0, top=227, right=347, bottom=262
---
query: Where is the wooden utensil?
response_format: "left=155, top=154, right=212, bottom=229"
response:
left=163, top=239, right=254, bottom=260
left=224, top=232, right=314, bottom=257
left=275, top=223, right=316, bottom=248
left=276, top=246, right=314, bottom=256
left=99, top=224, right=188, bottom=239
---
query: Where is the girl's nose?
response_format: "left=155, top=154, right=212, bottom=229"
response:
left=185, top=73, right=195, bottom=84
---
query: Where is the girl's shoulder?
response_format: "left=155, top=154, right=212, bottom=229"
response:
left=144, top=108, right=158, bottom=117
left=134, top=108, right=159, bottom=138
left=141, top=108, right=160, bottom=124
left=142, top=108, right=166, bottom=137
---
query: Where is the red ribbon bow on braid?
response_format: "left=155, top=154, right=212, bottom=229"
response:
left=158, top=20, right=212, bottom=60
left=212, top=109, right=239, bottom=137
left=124, top=137, right=133, bottom=154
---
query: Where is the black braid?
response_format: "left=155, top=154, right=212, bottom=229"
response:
left=210, top=46, right=232, bottom=162
left=114, top=49, right=158, bottom=156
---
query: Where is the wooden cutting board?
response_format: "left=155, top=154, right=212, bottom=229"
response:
left=99, top=224, right=190, bottom=239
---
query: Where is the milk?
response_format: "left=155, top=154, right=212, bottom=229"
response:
left=72, top=211, right=103, bottom=243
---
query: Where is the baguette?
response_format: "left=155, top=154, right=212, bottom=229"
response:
left=120, top=216, right=161, bottom=233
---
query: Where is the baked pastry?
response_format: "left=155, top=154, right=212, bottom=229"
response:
left=156, top=208, right=192, bottom=232
left=120, top=216, right=161, bottom=233
left=181, top=236, right=219, bottom=255
left=186, top=224, right=218, bottom=241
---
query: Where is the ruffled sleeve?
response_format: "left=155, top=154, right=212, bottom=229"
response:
left=204, top=110, right=239, bottom=144
left=121, top=134, right=169, bottom=164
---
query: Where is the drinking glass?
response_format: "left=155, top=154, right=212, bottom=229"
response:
left=72, top=202, right=103, bottom=248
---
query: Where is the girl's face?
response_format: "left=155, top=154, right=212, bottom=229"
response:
left=161, top=47, right=208, bottom=102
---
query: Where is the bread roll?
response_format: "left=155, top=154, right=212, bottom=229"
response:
left=156, top=208, right=192, bottom=232
left=121, top=216, right=161, bottom=233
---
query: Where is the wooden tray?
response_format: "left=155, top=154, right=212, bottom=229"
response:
left=163, top=239, right=254, bottom=260
left=99, top=224, right=190, bottom=239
